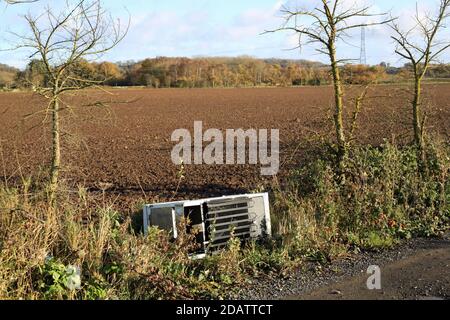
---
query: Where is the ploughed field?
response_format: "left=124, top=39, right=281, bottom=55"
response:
left=0, top=86, right=449, bottom=210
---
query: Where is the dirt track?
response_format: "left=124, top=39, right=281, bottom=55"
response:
left=235, top=235, right=450, bottom=300
left=298, top=238, right=450, bottom=300
left=0, top=86, right=449, bottom=209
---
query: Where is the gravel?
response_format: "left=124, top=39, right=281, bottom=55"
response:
left=232, top=234, right=450, bottom=300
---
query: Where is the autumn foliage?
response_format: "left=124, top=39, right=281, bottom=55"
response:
left=6, top=57, right=450, bottom=90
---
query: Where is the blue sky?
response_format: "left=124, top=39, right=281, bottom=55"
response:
left=1, top=0, right=449, bottom=68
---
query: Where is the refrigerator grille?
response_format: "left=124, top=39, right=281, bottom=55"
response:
left=206, top=198, right=255, bottom=251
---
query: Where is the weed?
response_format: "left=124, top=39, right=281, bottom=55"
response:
left=0, top=138, right=448, bottom=299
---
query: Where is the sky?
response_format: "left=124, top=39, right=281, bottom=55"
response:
left=0, top=0, right=449, bottom=69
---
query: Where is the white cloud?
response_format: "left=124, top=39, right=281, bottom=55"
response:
left=0, top=0, right=448, bottom=67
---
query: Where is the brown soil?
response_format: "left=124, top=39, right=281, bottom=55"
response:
left=0, top=85, right=449, bottom=210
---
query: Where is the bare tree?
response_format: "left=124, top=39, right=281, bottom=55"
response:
left=391, top=0, right=450, bottom=152
left=268, top=0, right=392, bottom=166
left=3, top=0, right=37, bottom=3
left=13, top=0, right=128, bottom=205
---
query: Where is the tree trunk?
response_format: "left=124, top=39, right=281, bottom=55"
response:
left=49, top=97, right=61, bottom=206
left=413, top=76, right=423, bottom=150
left=329, top=41, right=347, bottom=163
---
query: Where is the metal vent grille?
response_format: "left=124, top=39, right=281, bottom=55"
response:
left=205, top=197, right=255, bottom=252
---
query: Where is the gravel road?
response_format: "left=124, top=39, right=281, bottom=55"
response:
left=236, top=234, right=450, bottom=300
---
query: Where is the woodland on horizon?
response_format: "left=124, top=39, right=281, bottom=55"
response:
left=1, top=56, right=450, bottom=90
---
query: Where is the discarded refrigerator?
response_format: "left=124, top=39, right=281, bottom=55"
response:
left=143, top=193, right=272, bottom=256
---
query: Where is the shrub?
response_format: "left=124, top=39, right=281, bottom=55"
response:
left=271, top=139, right=449, bottom=259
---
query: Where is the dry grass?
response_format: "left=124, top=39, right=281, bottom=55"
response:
left=0, top=138, right=448, bottom=300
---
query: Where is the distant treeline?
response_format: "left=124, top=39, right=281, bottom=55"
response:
left=0, top=63, right=19, bottom=88
left=1, top=56, right=450, bottom=89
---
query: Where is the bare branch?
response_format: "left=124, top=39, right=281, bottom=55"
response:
left=391, top=0, right=450, bottom=78
left=389, top=0, right=450, bottom=150
left=13, top=0, right=130, bottom=94
left=9, top=0, right=129, bottom=204
left=268, top=0, right=393, bottom=163
left=267, top=0, right=392, bottom=63
left=3, top=0, right=37, bottom=4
